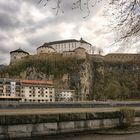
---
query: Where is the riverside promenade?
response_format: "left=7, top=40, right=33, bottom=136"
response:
left=0, top=107, right=140, bottom=116
left=1, top=101, right=140, bottom=115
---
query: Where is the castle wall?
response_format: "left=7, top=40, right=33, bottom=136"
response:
left=62, top=51, right=75, bottom=58
left=104, top=54, right=140, bottom=63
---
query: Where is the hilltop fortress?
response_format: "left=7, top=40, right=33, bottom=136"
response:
left=10, top=38, right=140, bottom=65
left=10, top=38, right=93, bottom=64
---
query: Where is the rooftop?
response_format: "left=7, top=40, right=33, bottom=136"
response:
left=37, top=38, right=91, bottom=49
left=10, top=48, right=29, bottom=55
left=21, top=80, right=53, bottom=85
left=37, top=44, right=56, bottom=50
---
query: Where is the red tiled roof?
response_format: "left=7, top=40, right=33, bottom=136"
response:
left=21, top=80, right=53, bottom=85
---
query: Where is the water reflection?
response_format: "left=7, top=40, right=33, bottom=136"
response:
left=46, top=133, right=140, bottom=140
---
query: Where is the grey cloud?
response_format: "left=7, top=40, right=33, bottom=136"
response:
left=0, top=12, right=20, bottom=30
left=0, top=54, right=10, bottom=65
left=0, top=2, right=20, bottom=14
left=27, top=31, right=62, bottom=47
left=0, top=48, right=9, bottom=54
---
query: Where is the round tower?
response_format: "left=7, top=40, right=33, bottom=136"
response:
left=74, top=47, right=86, bottom=59
left=37, top=43, right=56, bottom=55
left=10, top=48, right=29, bottom=65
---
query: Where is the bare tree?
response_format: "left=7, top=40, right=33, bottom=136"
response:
left=107, top=0, right=140, bottom=40
left=38, top=0, right=102, bottom=18
left=97, top=47, right=103, bottom=55
left=38, top=0, right=140, bottom=40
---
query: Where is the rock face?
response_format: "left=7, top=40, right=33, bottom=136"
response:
left=74, top=62, right=93, bottom=101
left=20, top=67, right=49, bottom=80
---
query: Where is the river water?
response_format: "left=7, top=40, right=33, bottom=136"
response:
left=26, top=133, right=140, bottom=140
left=48, top=134, right=140, bottom=140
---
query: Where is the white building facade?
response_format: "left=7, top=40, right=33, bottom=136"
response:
left=21, top=80, right=55, bottom=103
left=37, top=38, right=94, bottom=55
left=55, top=89, right=75, bottom=102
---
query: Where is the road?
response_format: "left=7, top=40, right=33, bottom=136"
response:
left=0, top=106, right=140, bottom=116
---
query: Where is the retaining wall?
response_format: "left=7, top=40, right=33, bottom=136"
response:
left=0, top=111, right=140, bottom=139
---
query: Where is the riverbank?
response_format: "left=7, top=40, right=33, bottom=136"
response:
left=95, top=125, right=140, bottom=135
left=11, top=127, right=140, bottom=140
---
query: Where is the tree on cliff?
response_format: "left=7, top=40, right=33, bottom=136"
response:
left=38, top=0, right=140, bottom=41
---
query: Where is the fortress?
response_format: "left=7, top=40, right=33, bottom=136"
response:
left=10, top=38, right=93, bottom=64
left=9, top=38, right=140, bottom=65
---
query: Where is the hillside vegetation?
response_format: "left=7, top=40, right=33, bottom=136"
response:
left=93, top=61, right=140, bottom=100
left=0, top=54, right=85, bottom=79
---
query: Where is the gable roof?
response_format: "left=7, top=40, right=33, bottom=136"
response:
left=21, top=80, right=53, bottom=85
left=47, top=39, right=79, bottom=45
left=37, top=43, right=56, bottom=50
left=10, top=48, right=29, bottom=55
left=37, top=38, right=92, bottom=49
left=80, top=38, right=91, bottom=45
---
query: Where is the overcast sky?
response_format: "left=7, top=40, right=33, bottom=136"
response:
left=0, top=0, right=139, bottom=65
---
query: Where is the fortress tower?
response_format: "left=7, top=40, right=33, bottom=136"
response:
left=10, top=48, right=29, bottom=65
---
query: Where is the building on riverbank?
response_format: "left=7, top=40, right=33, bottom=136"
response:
left=55, top=89, right=75, bottom=102
left=0, top=79, right=55, bottom=103
left=0, top=78, right=22, bottom=101
left=20, top=80, right=55, bottom=103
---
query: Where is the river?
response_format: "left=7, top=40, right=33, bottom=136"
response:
left=23, top=133, right=140, bottom=140
left=47, top=133, right=140, bottom=140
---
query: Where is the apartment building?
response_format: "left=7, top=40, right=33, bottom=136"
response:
left=0, top=78, right=22, bottom=101
left=55, top=89, right=75, bottom=102
left=0, top=79, right=55, bottom=103
left=20, top=80, right=55, bottom=103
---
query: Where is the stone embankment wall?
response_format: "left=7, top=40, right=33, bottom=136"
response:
left=0, top=111, right=140, bottom=139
